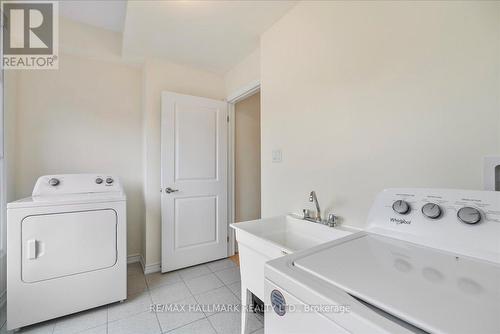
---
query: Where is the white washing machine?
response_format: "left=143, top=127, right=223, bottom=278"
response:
left=265, top=188, right=500, bottom=334
left=7, top=174, right=127, bottom=330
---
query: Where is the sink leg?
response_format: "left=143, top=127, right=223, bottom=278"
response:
left=241, top=284, right=251, bottom=334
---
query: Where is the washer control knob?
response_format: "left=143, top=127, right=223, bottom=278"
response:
left=392, top=200, right=410, bottom=215
left=422, top=203, right=442, bottom=219
left=106, top=178, right=114, bottom=185
left=95, top=178, right=103, bottom=184
left=48, top=178, right=60, bottom=187
left=457, top=207, right=481, bottom=225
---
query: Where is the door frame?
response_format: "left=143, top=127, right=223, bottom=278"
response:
left=226, top=80, right=261, bottom=256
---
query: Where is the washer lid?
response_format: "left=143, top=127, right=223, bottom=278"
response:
left=293, top=234, right=500, bottom=334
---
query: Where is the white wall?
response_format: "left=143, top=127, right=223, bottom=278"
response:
left=142, top=58, right=226, bottom=267
left=2, top=71, right=18, bottom=311
left=9, top=19, right=144, bottom=257
left=15, top=54, right=144, bottom=256
left=5, top=17, right=228, bottom=268
left=261, top=1, right=500, bottom=226
left=59, top=17, right=125, bottom=64
left=235, top=92, right=261, bottom=222
left=4, top=71, right=18, bottom=204
left=225, top=48, right=260, bottom=98
left=1, top=68, right=19, bottom=325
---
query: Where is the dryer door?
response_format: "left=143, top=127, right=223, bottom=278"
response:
left=21, top=209, right=117, bottom=283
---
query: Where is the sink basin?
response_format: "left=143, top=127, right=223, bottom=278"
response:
left=232, top=214, right=359, bottom=332
left=231, top=214, right=355, bottom=253
left=231, top=214, right=359, bottom=298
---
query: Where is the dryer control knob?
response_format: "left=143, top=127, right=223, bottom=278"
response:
left=422, top=203, right=442, bottom=219
left=457, top=207, right=481, bottom=225
left=48, top=178, right=60, bottom=187
left=106, top=178, right=114, bottom=184
left=95, top=178, right=103, bottom=184
left=392, top=200, right=410, bottom=215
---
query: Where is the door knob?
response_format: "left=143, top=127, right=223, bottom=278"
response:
left=165, top=187, right=179, bottom=194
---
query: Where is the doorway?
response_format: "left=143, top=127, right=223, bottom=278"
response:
left=228, top=88, right=261, bottom=255
left=234, top=92, right=261, bottom=224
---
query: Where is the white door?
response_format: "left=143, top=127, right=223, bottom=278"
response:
left=161, top=92, right=228, bottom=272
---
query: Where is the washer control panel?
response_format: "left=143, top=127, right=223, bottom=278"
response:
left=457, top=207, right=481, bottom=225
left=33, top=174, right=123, bottom=196
left=390, top=194, right=488, bottom=225
left=421, top=202, right=442, bottom=219
left=392, top=200, right=411, bottom=215
left=369, top=188, right=500, bottom=263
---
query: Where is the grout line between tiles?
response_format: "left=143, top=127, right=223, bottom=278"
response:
left=140, top=268, right=162, bottom=334
left=207, top=318, right=219, bottom=334
left=200, top=259, right=243, bottom=334
left=166, top=266, right=213, bottom=333
left=250, top=328, right=263, bottom=334
left=163, top=316, right=206, bottom=334
left=153, top=308, right=162, bottom=334
left=130, top=280, right=163, bottom=334
left=207, top=262, right=237, bottom=274
left=108, top=309, right=150, bottom=326
left=105, top=301, right=109, bottom=334
left=176, top=268, right=208, bottom=318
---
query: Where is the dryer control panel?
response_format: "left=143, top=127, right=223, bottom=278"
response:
left=367, top=188, right=500, bottom=263
left=32, top=174, right=123, bottom=197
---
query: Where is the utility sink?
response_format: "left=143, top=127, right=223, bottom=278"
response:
left=232, top=214, right=355, bottom=253
left=231, top=214, right=358, bottom=302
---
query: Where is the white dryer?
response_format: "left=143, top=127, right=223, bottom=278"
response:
left=265, top=188, right=500, bottom=334
left=7, top=174, right=127, bottom=330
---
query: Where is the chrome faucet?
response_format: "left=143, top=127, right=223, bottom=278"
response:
left=303, top=191, right=338, bottom=227
left=309, top=191, right=321, bottom=222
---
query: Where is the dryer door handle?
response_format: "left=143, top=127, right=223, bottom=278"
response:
left=26, top=240, right=38, bottom=260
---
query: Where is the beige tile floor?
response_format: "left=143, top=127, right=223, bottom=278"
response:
left=0, top=258, right=264, bottom=334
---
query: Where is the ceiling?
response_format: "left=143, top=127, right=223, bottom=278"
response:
left=59, top=1, right=127, bottom=32
left=60, top=0, right=296, bottom=74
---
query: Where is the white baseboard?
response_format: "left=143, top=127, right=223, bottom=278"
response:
left=127, top=253, right=145, bottom=273
left=127, top=253, right=142, bottom=265
left=143, top=262, right=161, bottom=275
left=127, top=254, right=161, bottom=275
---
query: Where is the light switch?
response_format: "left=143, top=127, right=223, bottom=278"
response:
left=272, top=149, right=282, bottom=163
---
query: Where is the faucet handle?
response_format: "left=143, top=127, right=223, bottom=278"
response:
left=327, top=213, right=337, bottom=227
left=302, top=209, right=311, bottom=219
